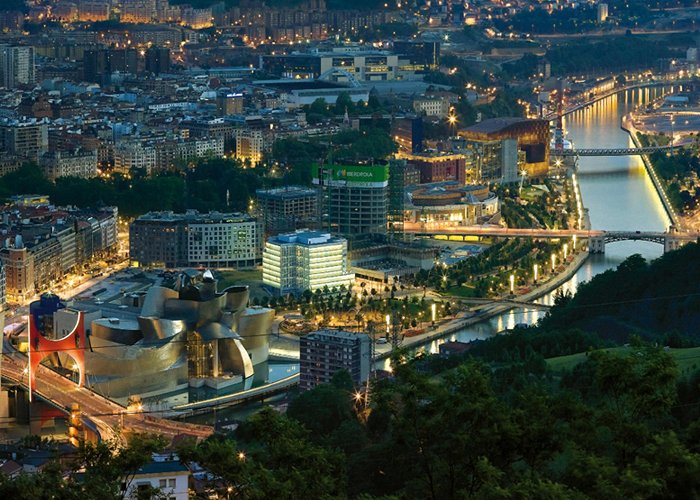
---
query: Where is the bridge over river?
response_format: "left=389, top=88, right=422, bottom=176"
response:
left=402, top=224, right=699, bottom=253
left=1, top=349, right=213, bottom=443
left=554, top=146, right=674, bottom=156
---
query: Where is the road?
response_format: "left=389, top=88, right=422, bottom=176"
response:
left=1, top=351, right=213, bottom=443
left=402, top=224, right=700, bottom=241
left=403, top=224, right=605, bottom=238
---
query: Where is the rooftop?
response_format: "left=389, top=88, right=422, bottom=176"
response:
left=135, top=210, right=255, bottom=224
left=256, top=186, right=318, bottom=199
left=270, top=230, right=345, bottom=246
left=304, top=329, right=368, bottom=342
left=253, top=79, right=348, bottom=91
left=461, top=117, right=545, bottom=135
left=135, top=461, right=189, bottom=476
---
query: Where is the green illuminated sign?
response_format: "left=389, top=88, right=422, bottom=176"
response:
left=312, top=164, right=389, bottom=185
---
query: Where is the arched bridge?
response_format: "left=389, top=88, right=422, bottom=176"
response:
left=402, top=224, right=699, bottom=253
left=554, top=146, right=674, bottom=157
left=587, top=231, right=695, bottom=253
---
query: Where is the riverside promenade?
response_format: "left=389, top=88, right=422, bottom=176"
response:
left=373, top=249, right=590, bottom=361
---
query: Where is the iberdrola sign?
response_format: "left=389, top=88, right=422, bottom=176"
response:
left=312, top=164, right=389, bottom=187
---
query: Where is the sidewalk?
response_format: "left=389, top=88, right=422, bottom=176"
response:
left=373, top=249, right=590, bottom=360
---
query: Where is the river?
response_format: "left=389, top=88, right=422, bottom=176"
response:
left=179, top=86, right=675, bottom=423
left=375, top=86, right=674, bottom=369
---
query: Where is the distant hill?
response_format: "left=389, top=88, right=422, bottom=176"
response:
left=541, top=240, right=700, bottom=343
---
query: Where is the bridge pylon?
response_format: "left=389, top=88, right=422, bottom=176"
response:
left=28, top=310, right=86, bottom=402
left=664, top=237, right=684, bottom=253
left=589, top=236, right=605, bottom=254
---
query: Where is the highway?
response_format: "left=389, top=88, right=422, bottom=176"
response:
left=1, top=351, right=213, bottom=443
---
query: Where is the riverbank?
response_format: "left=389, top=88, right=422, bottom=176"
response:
left=621, top=115, right=679, bottom=227
left=373, top=248, right=590, bottom=361
left=546, top=79, right=683, bottom=122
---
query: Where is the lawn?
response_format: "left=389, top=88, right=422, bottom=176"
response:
left=547, top=346, right=700, bottom=374
left=445, top=285, right=481, bottom=298
left=216, top=269, right=262, bottom=286
left=215, top=269, right=269, bottom=298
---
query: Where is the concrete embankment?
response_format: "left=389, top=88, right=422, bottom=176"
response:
left=621, top=116, right=678, bottom=227
left=374, top=249, right=590, bottom=361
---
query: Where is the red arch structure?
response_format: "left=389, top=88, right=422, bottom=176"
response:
left=28, top=311, right=85, bottom=402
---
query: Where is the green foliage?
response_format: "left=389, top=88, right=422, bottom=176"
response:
left=648, top=149, right=700, bottom=212
left=333, top=128, right=397, bottom=161
left=185, top=407, right=346, bottom=498
left=360, top=22, right=418, bottom=39
left=502, top=53, right=540, bottom=81
left=286, top=370, right=358, bottom=441
left=541, top=243, right=700, bottom=342
left=546, top=36, right=677, bottom=75
left=0, top=157, right=279, bottom=217
left=0, top=435, right=166, bottom=499
left=495, top=6, right=598, bottom=34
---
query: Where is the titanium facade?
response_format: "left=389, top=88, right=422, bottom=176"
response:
left=45, top=273, right=273, bottom=399
left=300, top=329, right=370, bottom=391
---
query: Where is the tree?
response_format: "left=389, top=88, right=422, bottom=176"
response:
left=0, top=435, right=166, bottom=499
left=184, top=408, right=346, bottom=499
left=334, top=92, right=355, bottom=116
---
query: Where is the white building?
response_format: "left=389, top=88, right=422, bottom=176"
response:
left=413, top=96, right=450, bottom=118
left=176, top=137, right=224, bottom=163
left=0, top=45, right=35, bottom=89
left=125, top=461, right=190, bottom=500
left=597, top=3, right=609, bottom=22
left=187, top=212, right=262, bottom=268
left=120, top=0, right=156, bottom=23
left=263, top=230, right=355, bottom=295
left=114, top=142, right=157, bottom=174
left=78, top=0, right=111, bottom=21
left=235, top=128, right=264, bottom=165
left=40, top=150, right=98, bottom=181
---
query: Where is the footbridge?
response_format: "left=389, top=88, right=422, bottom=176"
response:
left=554, top=146, right=674, bottom=157
left=403, top=224, right=699, bottom=253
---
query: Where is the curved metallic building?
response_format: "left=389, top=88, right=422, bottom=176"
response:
left=80, top=272, right=272, bottom=398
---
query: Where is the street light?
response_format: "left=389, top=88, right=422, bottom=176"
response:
left=573, top=234, right=577, bottom=250
left=509, top=274, right=515, bottom=294
left=533, top=264, right=538, bottom=282
left=563, top=243, right=568, bottom=260
left=551, top=253, right=556, bottom=271
left=431, top=303, right=436, bottom=326
left=448, top=113, right=457, bottom=136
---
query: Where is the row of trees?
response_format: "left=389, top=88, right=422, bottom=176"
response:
left=253, top=285, right=450, bottom=331
left=0, top=125, right=397, bottom=217
left=646, top=148, right=700, bottom=212
left=304, top=92, right=385, bottom=124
